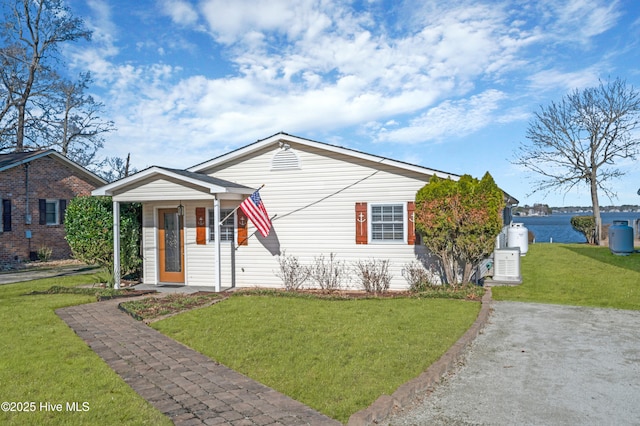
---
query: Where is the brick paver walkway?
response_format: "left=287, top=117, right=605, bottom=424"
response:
left=57, top=300, right=340, bottom=426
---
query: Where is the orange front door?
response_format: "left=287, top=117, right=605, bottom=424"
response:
left=158, top=209, right=185, bottom=283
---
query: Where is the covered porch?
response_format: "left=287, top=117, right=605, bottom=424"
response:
left=91, top=167, right=255, bottom=290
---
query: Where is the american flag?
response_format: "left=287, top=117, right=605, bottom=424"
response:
left=239, top=190, right=271, bottom=237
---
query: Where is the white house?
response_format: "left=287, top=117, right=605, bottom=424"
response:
left=93, top=132, right=517, bottom=290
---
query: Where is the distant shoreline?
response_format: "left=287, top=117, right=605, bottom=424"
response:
left=515, top=207, right=640, bottom=217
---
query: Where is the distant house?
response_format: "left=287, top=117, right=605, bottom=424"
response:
left=0, top=150, right=107, bottom=266
left=93, top=133, right=517, bottom=290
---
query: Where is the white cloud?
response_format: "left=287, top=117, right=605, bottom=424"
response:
left=160, top=0, right=199, bottom=26
left=528, top=67, right=603, bottom=92
left=374, top=89, right=508, bottom=144
left=61, top=0, right=631, bottom=183
left=199, top=0, right=301, bottom=44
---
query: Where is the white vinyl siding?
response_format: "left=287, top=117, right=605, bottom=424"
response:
left=197, top=143, right=431, bottom=290
left=113, top=177, right=215, bottom=202
left=136, top=142, right=441, bottom=290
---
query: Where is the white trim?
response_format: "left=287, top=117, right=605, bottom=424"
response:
left=368, top=202, right=407, bottom=244
left=207, top=207, right=235, bottom=243
left=92, top=166, right=255, bottom=197
left=188, top=132, right=458, bottom=180
left=44, top=199, right=60, bottom=225
left=113, top=201, right=120, bottom=289
left=214, top=197, right=221, bottom=292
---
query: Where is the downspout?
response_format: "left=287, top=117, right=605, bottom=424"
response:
left=24, top=164, right=31, bottom=224
left=24, top=164, right=32, bottom=257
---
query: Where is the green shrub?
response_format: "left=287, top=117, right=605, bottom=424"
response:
left=415, top=172, right=504, bottom=285
left=64, top=196, right=141, bottom=287
left=570, top=215, right=596, bottom=244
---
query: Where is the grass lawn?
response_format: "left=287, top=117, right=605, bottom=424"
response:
left=153, top=294, right=481, bottom=423
left=0, top=276, right=171, bottom=426
left=492, top=243, right=640, bottom=310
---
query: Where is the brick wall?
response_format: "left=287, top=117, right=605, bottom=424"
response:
left=0, top=156, right=99, bottom=265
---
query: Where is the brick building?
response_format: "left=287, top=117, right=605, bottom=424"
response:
left=0, top=150, right=106, bottom=266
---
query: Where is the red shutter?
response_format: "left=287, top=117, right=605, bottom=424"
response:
left=407, top=201, right=416, bottom=245
left=355, top=202, right=368, bottom=244
left=237, top=208, right=248, bottom=246
left=196, top=208, right=206, bottom=245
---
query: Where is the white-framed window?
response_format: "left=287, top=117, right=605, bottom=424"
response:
left=370, top=203, right=405, bottom=242
left=209, top=208, right=234, bottom=242
left=45, top=200, right=60, bottom=225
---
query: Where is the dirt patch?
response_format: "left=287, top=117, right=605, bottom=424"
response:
left=119, top=292, right=225, bottom=323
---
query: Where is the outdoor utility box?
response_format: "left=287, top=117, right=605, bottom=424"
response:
left=492, top=248, right=522, bottom=283
left=609, top=220, right=634, bottom=256
left=507, top=223, right=529, bottom=256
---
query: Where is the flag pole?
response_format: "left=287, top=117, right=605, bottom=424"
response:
left=220, top=184, right=265, bottom=225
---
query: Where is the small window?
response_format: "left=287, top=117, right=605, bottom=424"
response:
left=45, top=201, right=58, bottom=225
left=371, top=204, right=404, bottom=242
left=209, top=209, right=234, bottom=242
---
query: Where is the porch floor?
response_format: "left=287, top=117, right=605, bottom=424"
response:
left=131, top=283, right=228, bottom=294
left=56, top=299, right=339, bottom=425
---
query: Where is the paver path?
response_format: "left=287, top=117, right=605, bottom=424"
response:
left=57, top=299, right=340, bottom=426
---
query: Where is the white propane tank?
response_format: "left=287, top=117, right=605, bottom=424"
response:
left=507, top=223, right=529, bottom=256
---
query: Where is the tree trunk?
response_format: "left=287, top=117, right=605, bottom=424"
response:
left=16, top=103, right=25, bottom=152
left=590, top=178, right=601, bottom=245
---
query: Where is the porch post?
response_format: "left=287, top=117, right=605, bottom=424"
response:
left=113, top=200, right=121, bottom=289
left=214, top=196, right=221, bottom=292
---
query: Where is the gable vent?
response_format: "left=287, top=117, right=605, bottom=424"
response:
left=271, top=149, right=300, bottom=171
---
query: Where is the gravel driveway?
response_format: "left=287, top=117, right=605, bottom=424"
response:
left=388, top=301, right=640, bottom=425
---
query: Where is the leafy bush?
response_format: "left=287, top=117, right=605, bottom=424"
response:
left=275, top=251, right=310, bottom=291
left=415, top=172, right=504, bottom=285
left=570, top=216, right=596, bottom=244
left=353, top=259, right=392, bottom=294
left=64, top=196, right=141, bottom=287
left=310, top=253, right=348, bottom=291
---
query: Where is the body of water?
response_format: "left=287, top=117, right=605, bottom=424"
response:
left=515, top=212, right=640, bottom=244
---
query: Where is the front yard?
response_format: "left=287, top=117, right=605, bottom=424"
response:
left=152, top=293, right=480, bottom=422
left=0, top=275, right=170, bottom=425
left=0, top=273, right=480, bottom=424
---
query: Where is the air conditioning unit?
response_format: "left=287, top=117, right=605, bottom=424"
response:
left=492, top=248, right=522, bottom=283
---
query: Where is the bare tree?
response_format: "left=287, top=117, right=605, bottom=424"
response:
left=0, top=0, right=91, bottom=151
left=97, top=153, right=137, bottom=183
left=47, top=73, right=115, bottom=166
left=513, top=78, right=640, bottom=244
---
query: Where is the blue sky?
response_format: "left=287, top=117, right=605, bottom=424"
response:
left=63, top=0, right=640, bottom=207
